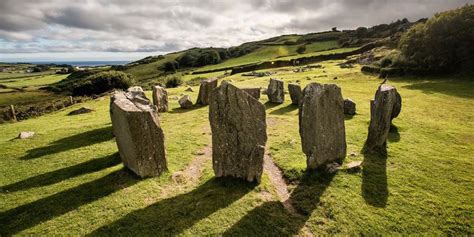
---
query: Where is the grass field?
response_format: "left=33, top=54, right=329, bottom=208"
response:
left=1, top=59, right=472, bottom=235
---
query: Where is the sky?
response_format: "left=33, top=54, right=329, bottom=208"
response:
left=0, top=0, right=472, bottom=62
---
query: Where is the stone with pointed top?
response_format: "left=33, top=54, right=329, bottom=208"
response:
left=152, top=85, right=168, bottom=112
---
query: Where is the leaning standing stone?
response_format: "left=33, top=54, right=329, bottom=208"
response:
left=242, top=88, right=261, bottom=100
left=152, top=85, right=168, bottom=112
left=209, top=82, right=267, bottom=183
left=299, top=83, right=346, bottom=169
left=364, top=84, right=401, bottom=154
left=196, top=78, right=218, bottom=105
left=110, top=91, right=167, bottom=177
left=288, top=83, right=302, bottom=105
left=267, top=78, right=284, bottom=104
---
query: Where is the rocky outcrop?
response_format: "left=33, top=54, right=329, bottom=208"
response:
left=299, top=83, right=346, bottom=169
left=364, top=84, right=402, bottom=154
left=152, top=85, right=168, bottom=112
left=344, top=98, right=356, bottom=115
left=209, top=82, right=267, bottom=183
left=267, top=78, right=284, bottom=104
left=242, top=88, right=261, bottom=100
left=288, top=83, right=302, bottom=105
left=110, top=91, right=167, bottom=177
left=196, top=78, right=218, bottom=105
left=178, top=95, right=193, bottom=109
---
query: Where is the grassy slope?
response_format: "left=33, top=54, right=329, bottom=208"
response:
left=0, top=60, right=473, bottom=235
left=124, top=53, right=182, bottom=82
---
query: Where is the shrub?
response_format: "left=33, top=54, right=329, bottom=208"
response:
left=296, top=45, right=307, bottom=54
left=165, top=74, right=183, bottom=88
left=399, top=4, right=474, bottom=72
left=163, top=60, right=179, bottom=72
left=71, top=71, right=134, bottom=96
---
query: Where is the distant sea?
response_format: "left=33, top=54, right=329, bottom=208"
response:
left=22, top=61, right=130, bottom=67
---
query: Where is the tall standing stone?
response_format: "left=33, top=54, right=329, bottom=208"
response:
left=196, top=78, right=218, bottom=105
left=209, top=82, right=267, bottom=183
left=288, top=83, right=302, bottom=105
left=267, top=78, right=285, bottom=104
left=299, top=83, right=346, bottom=169
left=152, top=85, right=168, bottom=112
left=110, top=91, right=167, bottom=177
left=364, top=84, right=402, bottom=154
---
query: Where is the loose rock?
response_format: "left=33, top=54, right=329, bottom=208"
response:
left=18, top=131, right=35, bottom=139
left=68, top=107, right=94, bottom=116
left=242, top=88, right=261, bottom=100
left=344, top=98, right=356, bottom=115
left=185, top=87, right=194, bottom=92
left=299, top=83, right=347, bottom=169
left=209, top=82, right=267, bottom=183
left=196, top=78, right=218, bottom=105
left=110, top=91, right=167, bottom=177
left=178, top=95, right=193, bottom=109
left=288, top=83, right=302, bottom=105
left=267, top=78, right=284, bottom=104
left=364, top=84, right=402, bottom=154
left=345, top=161, right=362, bottom=172
left=152, top=85, right=169, bottom=112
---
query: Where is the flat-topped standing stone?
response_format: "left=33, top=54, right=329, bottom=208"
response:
left=196, top=78, right=218, bottom=105
left=288, top=83, right=302, bottom=105
left=364, top=84, right=402, bottom=154
left=242, top=88, right=261, bottom=100
left=178, top=95, right=193, bottom=109
left=152, top=85, right=168, bottom=112
left=267, top=78, right=284, bottom=104
left=344, top=98, right=356, bottom=115
left=209, top=82, right=267, bottom=183
left=110, top=91, right=167, bottom=177
left=299, top=83, right=347, bottom=170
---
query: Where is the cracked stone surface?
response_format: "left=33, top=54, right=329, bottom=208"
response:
left=209, top=82, right=267, bottom=183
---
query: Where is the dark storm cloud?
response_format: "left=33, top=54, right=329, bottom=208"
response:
left=0, top=0, right=472, bottom=54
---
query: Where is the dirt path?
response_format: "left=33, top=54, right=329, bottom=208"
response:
left=172, top=145, right=212, bottom=184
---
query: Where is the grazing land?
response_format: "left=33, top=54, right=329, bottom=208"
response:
left=1, top=58, right=472, bottom=235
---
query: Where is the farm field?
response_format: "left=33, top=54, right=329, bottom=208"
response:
left=1, top=60, right=472, bottom=235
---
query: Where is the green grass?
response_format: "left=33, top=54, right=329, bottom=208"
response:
left=124, top=52, right=183, bottom=82
left=0, top=61, right=473, bottom=235
left=0, top=74, right=67, bottom=88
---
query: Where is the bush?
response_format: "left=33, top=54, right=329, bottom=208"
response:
left=165, top=74, right=183, bottom=88
left=163, top=60, right=179, bottom=72
left=296, top=45, right=307, bottom=54
left=71, top=71, right=134, bottom=96
left=399, top=5, right=474, bottom=72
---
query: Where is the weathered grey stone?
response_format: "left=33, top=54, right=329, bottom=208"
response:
left=18, top=131, right=34, bottom=139
left=127, top=86, right=144, bottom=92
left=178, top=95, right=193, bottom=109
left=185, top=87, right=194, bottom=92
left=299, top=83, right=346, bottom=169
left=364, top=84, right=401, bottom=154
left=68, top=107, right=94, bottom=116
left=288, top=83, right=302, bottom=105
left=110, top=91, right=167, bottom=178
left=242, top=88, right=261, bottom=100
left=196, top=78, right=218, bottom=105
left=267, top=78, right=284, bottom=104
left=152, top=85, right=168, bottom=112
left=209, top=82, right=267, bottom=183
left=344, top=98, right=356, bottom=115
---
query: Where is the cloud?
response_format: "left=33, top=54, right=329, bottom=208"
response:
left=0, top=0, right=472, bottom=59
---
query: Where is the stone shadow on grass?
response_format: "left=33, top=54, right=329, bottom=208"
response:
left=402, top=80, right=473, bottom=99
left=1, top=153, right=121, bottom=193
left=168, top=106, right=202, bottom=114
left=0, top=168, right=139, bottom=236
left=89, top=177, right=256, bottom=236
left=20, top=126, right=114, bottom=160
left=264, top=101, right=280, bottom=110
left=223, top=171, right=335, bottom=236
left=361, top=152, right=388, bottom=208
left=388, top=124, right=401, bottom=142
left=269, top=104, right=298, bottom=115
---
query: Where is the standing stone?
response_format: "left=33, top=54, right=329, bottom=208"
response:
left=209, top=82, right=267, bottom=183
left=152, top=85, right=168, bottom=112
left=288, top=83, right=302, bottom=105
left=267, top=78, right=284, bottom=104
left=110, top=91, right=167, bottom=177
left=196, top=78, right=218, bottom=105
left=242, top=88, right=261, bottom=100
left=344, top=98, right=356, bottom=115
left=178, top=95, right=193, bottom=109
left=364, top=84, right=401, bottom=154
left=299, top=83, right=346, bottom=170
left=127, top=86, right=144, bottom=93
